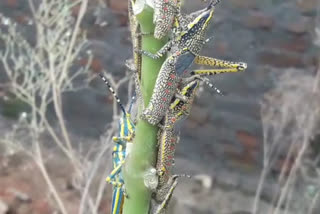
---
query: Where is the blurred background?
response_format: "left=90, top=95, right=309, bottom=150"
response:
left=0, top=0, right=319, bottom=213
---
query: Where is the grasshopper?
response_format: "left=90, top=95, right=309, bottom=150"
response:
left=153, top=0, right=182, bottom=39
left=153, top=0, right=212, bottom=39
left=149, top=77, right=222, bottom=214
left=138, top=0, right=247, bottom=126
left=99, top=73, right=135, bottom=214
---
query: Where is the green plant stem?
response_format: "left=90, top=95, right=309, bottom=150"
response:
left=122, top=5, right=168, bottom=214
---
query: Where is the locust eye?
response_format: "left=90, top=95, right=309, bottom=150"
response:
left=237, top=62, right=247, bottom=71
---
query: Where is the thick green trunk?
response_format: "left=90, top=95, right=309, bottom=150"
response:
left=122, top=5, right=167, bottom=214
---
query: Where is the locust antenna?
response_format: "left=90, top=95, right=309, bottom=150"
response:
left=99, top=73, right=127, bottom=114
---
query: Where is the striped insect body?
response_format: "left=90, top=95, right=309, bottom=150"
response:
left=153, top=0, right=181, bottom=39
left=149, top=79, right=201, bottom=214
left=99, top=73, right=136, bottom=214
left=150, top=76, right=225, bottom=214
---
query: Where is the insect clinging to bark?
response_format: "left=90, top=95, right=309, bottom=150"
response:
left=150, top=77, right=222, bottom=214
left=99, top=73, right=135, bottom=214
left=137, top=0, right=247, bottom=126
left=153, top=0, right=181, bottom=39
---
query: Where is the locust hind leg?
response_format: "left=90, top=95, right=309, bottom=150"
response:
left=191, top=67, right=245, bottom=76
left=154, top=174, right=191, bottom=214
left=182, top=75, right=225, bottom=96
left=154, top=179, right=178, bottom=214
left=194, top=55, right=247, bottom=71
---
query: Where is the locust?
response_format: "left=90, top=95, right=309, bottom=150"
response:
left=138, top=0, right=247, bottom=126
left=99, top=73, right=135, bottom=214
left=149, top=77, right=223, bottom=214
left=153, top=0, right=181, bottom=39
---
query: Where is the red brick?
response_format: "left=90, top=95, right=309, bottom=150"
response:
left=78, top=58, right=103, bottom=73
left=4, top=0, right=18, bottom=8
left=105, top=94, right=115, bottom=104
left=283, top=16, right=312, bottom=34
left=238, top=149, right=258, bottom=168
left=266, top=36, right=309, bottom=53
left=0, top=189, right=15, bottom=206
left=243, top=10, right=274, bottom=30
left=272, top=157, right=295, bottom=176
left=31, top=200, right=52, bottom=214
left=296, top=0, right=318, bottom=13
left=71, top=4, right=81, bottom=17
left=189, top=106, right=209, bottom=125
left=14, top=15, right=30, bottom=25
left=223, top=144, right=242, bottom=157
left=224, top=144, right=257, bottom=170
left=229, top=0, right=257, bottom=9
left=117, top=13, right=129, bottom=27
left=90, top=58, right=103, bottom=72
left=214, top=41, right=229, bottom=56
left=304, top=54, right=319, bottom=67
left=258, top=51, right=305, bottom=68
left=98, top=196, right=112, bottom=213
left=109, top=0, right=128, bottom=13
left=236, top=130, right=260, bottom=149
left=183, top=119, right=198, bottom=131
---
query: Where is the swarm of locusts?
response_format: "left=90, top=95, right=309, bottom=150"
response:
left=99, top=0, right=247, bottom=213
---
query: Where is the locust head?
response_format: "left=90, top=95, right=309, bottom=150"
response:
left=179, top=0, right=220, bottom=44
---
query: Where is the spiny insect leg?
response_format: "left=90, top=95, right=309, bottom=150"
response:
left=106, top=161, right=125, bottom=183
left=155, top=174, right=191, bottom=214
left=136, top=41, right=173, bottom=60
left=194, top=55, right=247, bottom=70
left=113, top=135, right=134, bottom=143
left=200, top=77, right=225, bottom=96
left=191, top=67, right=244, bottom=76
left=174, top=93, right=188, bottom=102
left=155, top=180, right=178, bottom=214
left=107, top=180, right=124, bottom=188
left=180, top=74, right=202, bottom=84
